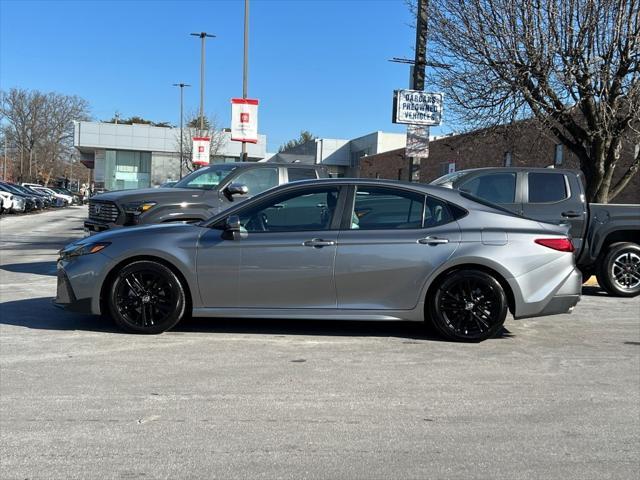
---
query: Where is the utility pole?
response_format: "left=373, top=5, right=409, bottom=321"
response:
left=190, top=32, right=216, bottom=133
left=241, top=0, right=250, bottom=162
left=408, top=0, right=429, bottom=182
left=173, top=83, right=191, bottom=178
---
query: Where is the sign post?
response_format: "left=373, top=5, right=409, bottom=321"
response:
left=392, top=90, right=442, bottom=181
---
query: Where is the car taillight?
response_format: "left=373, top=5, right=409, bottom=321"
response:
left=535, top=238, right=575, bottom=252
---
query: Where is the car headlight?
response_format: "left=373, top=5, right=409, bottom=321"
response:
left=122, top=201, right=157, bottom=215
left=59, top=242, right=111, bottom=260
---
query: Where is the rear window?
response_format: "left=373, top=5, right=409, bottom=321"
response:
left=459, top=173, right=516, bottom=204
left=528, top=172, right=568, bottom=203
left=288, top=168, right=318, bottom=182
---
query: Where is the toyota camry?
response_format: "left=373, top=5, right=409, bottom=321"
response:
left=56, top=179, right=581, bottom=342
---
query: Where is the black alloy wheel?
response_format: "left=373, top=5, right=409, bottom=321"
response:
left=108, top=260, right=186, bottom=333
left=429, top=270, right=508, bottom=342
left=597, top=242, right=640, bottom=298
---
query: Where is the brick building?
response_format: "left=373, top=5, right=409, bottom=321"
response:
left=359, top=124, right=639, bottom=204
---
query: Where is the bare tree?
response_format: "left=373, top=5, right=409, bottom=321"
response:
left=0, top=88, right=90, bottom=184
left=418, top=0, right=639, bottom=202
left=176, top=112, right=225, bottom=173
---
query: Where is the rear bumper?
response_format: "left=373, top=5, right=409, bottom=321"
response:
left=511, top=265, right=582, bottom=320
left=535, top=294, right=580, bottom=317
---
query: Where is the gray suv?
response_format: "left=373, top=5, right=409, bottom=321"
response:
left=85, top=163, right=329, bottom=233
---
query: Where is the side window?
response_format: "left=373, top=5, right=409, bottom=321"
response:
left=239, top=187, right=340, bottom=233
left=460, top=173, right=516, bottom=204
left=351, top=187, right=424, bottom=230
left=528, top=172, right=568, bottom=203
left=424, top=196, right=454, bottom=228
left=233, top=167, right=279, bottom=196
left=288, top=168, right=318, bottom=182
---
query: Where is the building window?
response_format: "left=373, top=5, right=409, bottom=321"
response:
left=504, top=151, right=512, bottom=167
left=554, top=144, right=563, bottom=166
left=104, top=150, right=151, bottom=191
left=440, top=162, right=455, bottom=176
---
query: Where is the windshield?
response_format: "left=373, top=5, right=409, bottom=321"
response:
left=431, top=171, right=470, bottom=185
left=12, top=184, right=35, bottom=195
left=174, top=164, right=238, bottom=190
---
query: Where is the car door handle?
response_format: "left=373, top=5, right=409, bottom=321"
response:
left=303, top=238, right=336, bottom=248
left=418, top=236, right=449, bottom=245
left=561, top=211, right=581, bottom=218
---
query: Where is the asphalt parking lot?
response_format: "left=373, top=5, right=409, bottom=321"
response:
left=0, top=207, right=639, bottom=480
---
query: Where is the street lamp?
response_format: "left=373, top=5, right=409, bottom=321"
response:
left=172, top=82, right=191, bottom=178
left=190, top=32, right=216, bottom=133
left=241, top=0, right=249, bottom=162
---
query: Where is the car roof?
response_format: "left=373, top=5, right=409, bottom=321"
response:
left=267, top=177, right=470, bottom=203
left=201, top=162, right=326, bottom=169
left=450, top=166, right=580, bottom=175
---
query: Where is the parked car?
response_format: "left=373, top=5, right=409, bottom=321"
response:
left=84, top=163, right=330, bottom=234
left=0, top=190, right=12, bottom=214
left=431, top=167, right=640, bottom=297
left=53, top=187, right=82, bottom=205
left=56, top=178, right=581, bottom=341
left=0, top=183, right=36, bottom=212
left=23, top=184, right=70, bottom=207
left=10, top=194, right=26, bottom=213
left=15, top=184, right=51, bottom=209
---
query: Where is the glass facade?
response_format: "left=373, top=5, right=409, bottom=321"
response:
left=104, top=150, right=151, bottom=190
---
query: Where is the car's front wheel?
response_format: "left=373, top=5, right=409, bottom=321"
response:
left=108, top=260, right=186, bottom=333
left=428, top=270, right=508, bottom=342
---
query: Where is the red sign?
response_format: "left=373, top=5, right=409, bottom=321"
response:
left=231, top=98, right=259, bottom=143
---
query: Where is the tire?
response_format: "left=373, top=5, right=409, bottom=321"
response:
left=428, top=270, right=508, bottom=342
left=108, top=260, right=186, bottom=333
left=596, top=242, right=640, bottom=298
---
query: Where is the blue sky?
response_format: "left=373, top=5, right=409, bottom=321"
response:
left=1, top=0, right=451, bottom=152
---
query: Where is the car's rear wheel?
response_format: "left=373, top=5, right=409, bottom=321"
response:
left=108, top=260, right=186, bottom=333
left=428, top=270, right=508, bottom=342
left=596, top=242, right=640, bottom=297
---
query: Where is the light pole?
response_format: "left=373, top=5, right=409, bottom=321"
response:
left=173, top=83, right=191, bottom=178
left=190, top=32, right=216, bottom=134
left=241, top=0, right=250, bottom=162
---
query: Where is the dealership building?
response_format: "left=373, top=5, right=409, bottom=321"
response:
left=74, top=121, right=410, bottom=189
left=73, top=121, right=267, bottom=190
left=270, top=131, right=407, bottom=177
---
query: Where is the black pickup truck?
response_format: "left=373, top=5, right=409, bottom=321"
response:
left=432, top=167, right=640, bottom=297
left=85, top=162, right=329, bottom=234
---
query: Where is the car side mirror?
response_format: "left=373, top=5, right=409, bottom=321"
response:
left=224, top=183, right=249, bottom=201
left=221, top=215, right=247, bottom=240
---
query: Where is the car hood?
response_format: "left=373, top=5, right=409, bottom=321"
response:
left=68, top=222, right=203, bottom=248
left=92, top=187, right=209, bottom=203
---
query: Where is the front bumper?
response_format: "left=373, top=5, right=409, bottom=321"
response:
left=53, top=268, right=93, bottom=314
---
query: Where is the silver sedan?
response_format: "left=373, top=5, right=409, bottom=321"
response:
left=55, top=179, right=581, bottom=342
